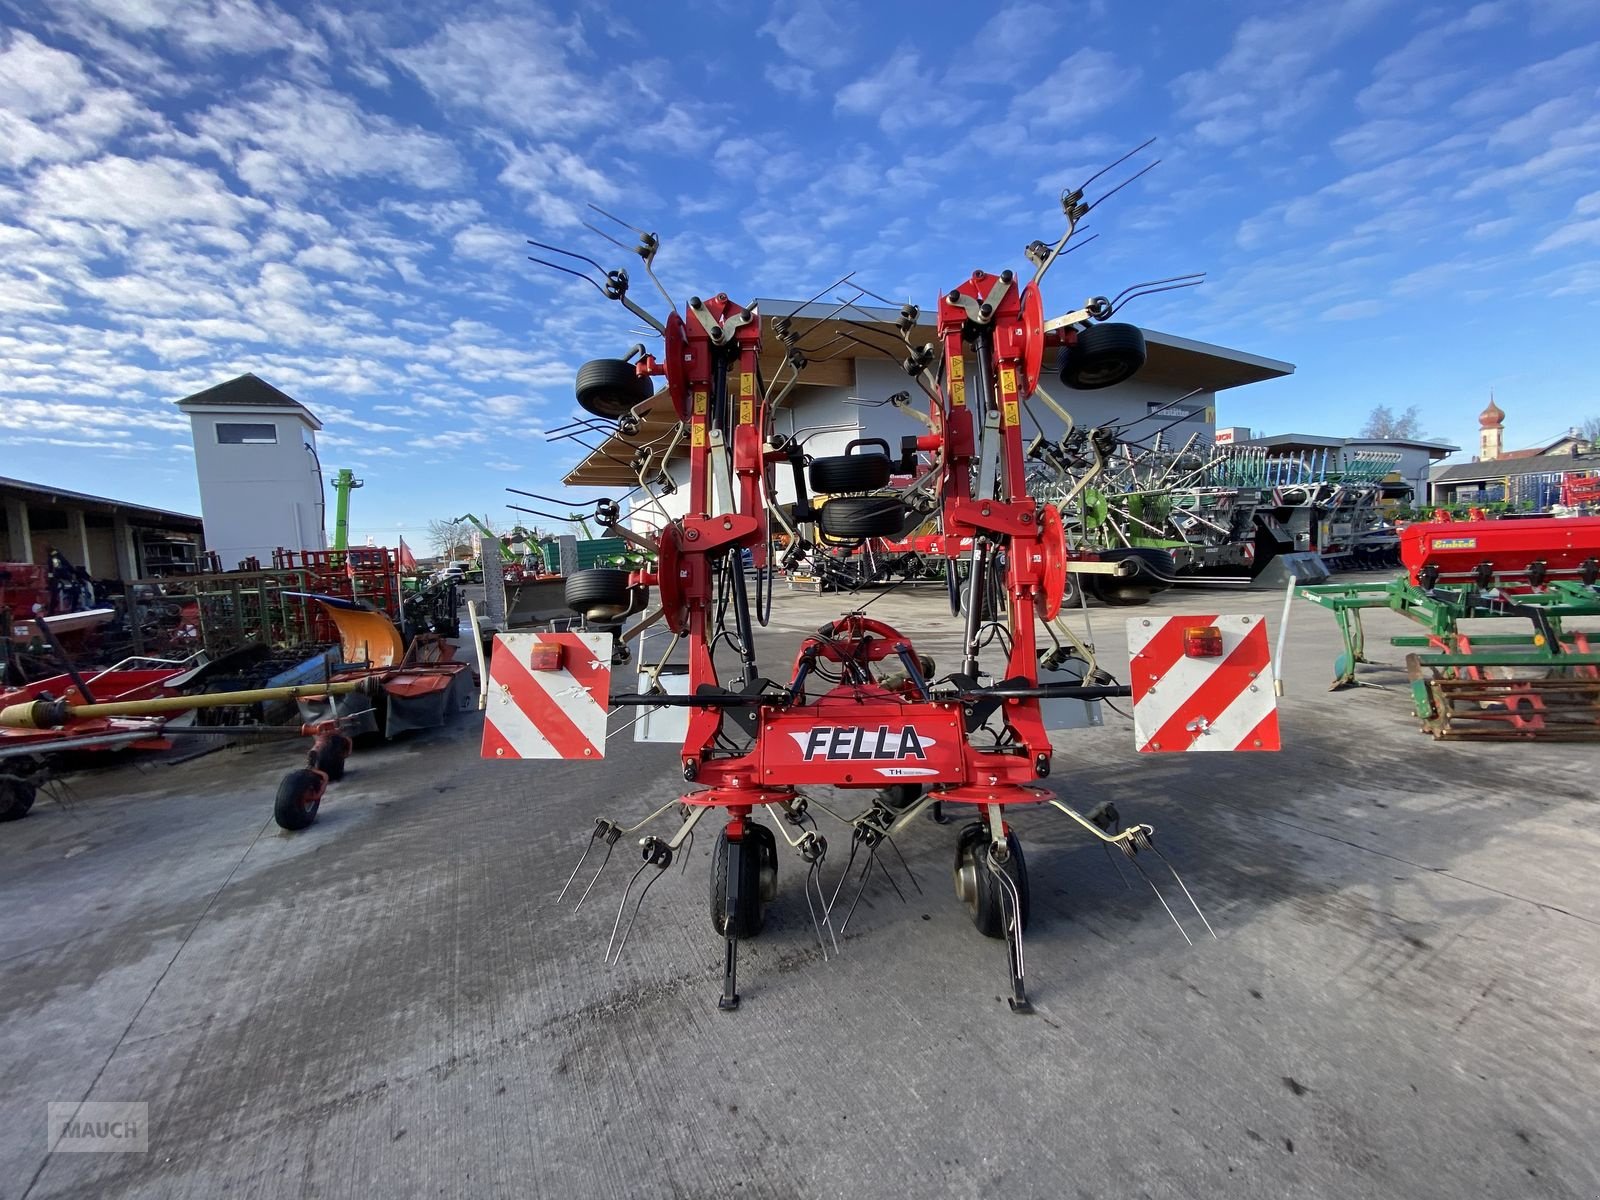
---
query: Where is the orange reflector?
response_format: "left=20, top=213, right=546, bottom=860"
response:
left=527, top=643, right=563, bottom=671
left=1183, top=625, right=1225, bottom=658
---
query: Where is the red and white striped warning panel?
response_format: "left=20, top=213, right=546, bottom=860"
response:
left=482, top=631, right=612, bottom=760
left=1126, top=615, right=1281, bottom=753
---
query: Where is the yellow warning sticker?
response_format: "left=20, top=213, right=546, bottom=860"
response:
left=951, top=380, right=966, bottom=406
left=739, top=399, right=753, bottom=425
left=691, top=424, right=706, bottom=447
left=999, top=367, right=1017, bottom=395
left=740, top=372, right=754, bottom=398
left=693, top=391, right=708, bottom=415
left=950, top=356, right=965, bottom=381
left=1003, top=400, right=1019, bottom=427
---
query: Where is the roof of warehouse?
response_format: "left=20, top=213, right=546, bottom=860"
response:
left=0, top=476, right=202, bottom=526
left=563, top=300, right=1294, bottom=486
left=1433, top=449, right=1600, bottom=483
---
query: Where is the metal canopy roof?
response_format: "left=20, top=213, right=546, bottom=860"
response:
left=562, top=304, right=1294, bottom=488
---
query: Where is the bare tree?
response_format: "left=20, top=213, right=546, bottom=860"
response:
left=1579, top=415, right=1600, bottom=446
left=1361, top=404, right=1424, bottom=439
left=426, top=517, right=474, bottom=559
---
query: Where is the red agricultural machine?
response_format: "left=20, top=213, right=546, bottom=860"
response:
left=487, top=161, right=1282, bottom=1009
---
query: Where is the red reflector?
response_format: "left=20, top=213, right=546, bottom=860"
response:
left=527, top=643, right=563, bottom=671
left=1183, top=626, right=1225, bottom=658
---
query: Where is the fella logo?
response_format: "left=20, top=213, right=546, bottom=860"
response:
left=790, top=726, right=934, bottom=761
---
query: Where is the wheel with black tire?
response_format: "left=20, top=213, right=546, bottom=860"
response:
left=564, top=568, right=632, bottom=621
left=575, top=359, right=653, bottom=419
left=809, top=453, right=892, bottom=495
left=1088, top=576, right=1153, bottom=606
left=0, top=778, right=37, bottom=822
left=1059, top=322, right=1147, bottom=390
left=953, top=822, right=1030, bottom=938
left=879, top=782, right=923, bottom=810
left=306, top=734, right=352, bottom=783
left=816, top=496, right=910, bottom=540
left=274, top=769, right=324, bottom=831
left=710, top=824, right=773, bottom=937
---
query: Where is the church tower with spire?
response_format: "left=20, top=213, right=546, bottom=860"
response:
left=1478, top=391, right=1504, bottom=462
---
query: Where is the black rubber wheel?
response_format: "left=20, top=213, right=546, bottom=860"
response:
left=575, top=358, right=653, bottom=419
left=1059, top=323, right=1147, bottom=390
left=809, top=453, right=892, bottom=495
left=880, top=782, right=923, bottom=810
left=307, top=735, right=351, bottom=783
left=0, top=778, right=37, bottom=822
left=953, top=822, right=1030, bottom=938
left=710, top=825, right=771, bottom=937
left=1088, top=576, right=1154, bottom=606
left=564, top=568, right=632, bottom=621
left=274, top=769, right=323, bottom=831
left=816, top=495, right=910, bottom=540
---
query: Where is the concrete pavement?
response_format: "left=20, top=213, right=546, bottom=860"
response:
left=3, top=581, right=1598, bottom=1198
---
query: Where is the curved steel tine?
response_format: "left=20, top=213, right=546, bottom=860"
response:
left=885, top=834, right=922, bottom=896
left=875, top=846, right=907, bottom=904
left=586, top=202, right=650, bottom=239
left=839, top=853, right=877, bottom=935
left=1147, top=842, right=1217, bottom=939
left=1085, top=158, right=1161, bottom=214
left=679, top=830, right=694, bottom=873
left=574, top=840, right=616, bottom=912
left=582, top=220, right=635, bottom=255
left=1109, top=274, right=1205, bottom=307
left=557, top=833, right=599, bottom=902
left=1074, top=136, right=1157, bottom=196
left=1126, top=854, right=1192, bottom=946
left=803, top=861, right=829, bottom=960
left=526, top=238, right=609, bottom=274
left=814, top=860, right=839, bottom=953
left=825, top=835, right=862, bottom=914
left=609, top=860, right=669, bottom=964
left=1102, top=842, right=1133, bottom=889
left=986, top=850, right=1026, bottom=977
left=605, top=858, right=654, bottom=962
left=527, top=256, right=607, bottom=294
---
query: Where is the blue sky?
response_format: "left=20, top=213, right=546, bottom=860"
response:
left=2, top=0, right=1597, bottom=549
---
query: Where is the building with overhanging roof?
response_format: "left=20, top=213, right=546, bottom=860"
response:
left=563, top=300, right=1294, bottom=524
left=0, top=476, right=203, bottom=579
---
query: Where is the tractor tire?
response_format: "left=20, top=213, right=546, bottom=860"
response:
left=809, top=453, right=892, bottom=495
left=0, top=778, right=36, bottom=822
left=575, top=358, right=653, bottom=419
left=564, top=568, right=632, bottom=621
left=816, top=496, right=910, bottom=541
left=953, top=822, right=1030, bottom=939
left=274, top=769, right=323, bottom=831
left=307, top=734, right=352, bottom=783
left=879, top=782, right=923, bottom=810
left=710, top=825, right=770, bottom=937
left=1059, top=322, right=1147, bottom=390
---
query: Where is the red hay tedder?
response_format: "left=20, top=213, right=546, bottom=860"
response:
left=483, top=155, right=1284, bottom=1010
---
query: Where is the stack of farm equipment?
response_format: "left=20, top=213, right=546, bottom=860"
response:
left=1300, top=516, right=1600, bottom=739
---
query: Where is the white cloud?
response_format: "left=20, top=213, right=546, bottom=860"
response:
left=393, top=14, right=615, bottom=138
left=0, top=32, right=154, bottom=167
left=764, top=63, right=814, bottom=98
left=1027, top=49, right=1139, bottom=126
left=61, top=0, right=329, bottom=60
left=1320, top=299, right=1384, bottom=321
left=1174, top=0, right=1392, bottom=143
left=30, top=155, right=259, bottom=227
left=498, top=142, right=622, bottom=226
left=195, top=83, right=462, bottom=193
left=759, top=1, right=854, bottom=71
